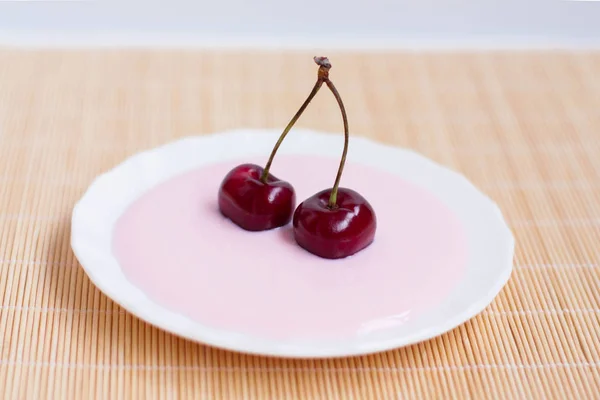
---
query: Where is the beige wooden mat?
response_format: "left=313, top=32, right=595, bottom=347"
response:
left=0, top=49, right=599, bottom=399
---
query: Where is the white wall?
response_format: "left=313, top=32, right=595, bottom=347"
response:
left=0, top=0, right=599, bottom=48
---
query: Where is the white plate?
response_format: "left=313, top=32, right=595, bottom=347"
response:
left=71, top=128, right=514, bottom=358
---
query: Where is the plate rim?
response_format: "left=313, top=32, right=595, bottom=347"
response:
left=71, top=128, right=515, bottom=358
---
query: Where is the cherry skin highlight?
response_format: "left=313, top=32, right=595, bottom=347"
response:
left=218, top=163, right=295, bottom=231
left=293, top=188, right=376, bottom=259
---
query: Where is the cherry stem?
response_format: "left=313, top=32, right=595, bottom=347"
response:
left=324, top=78, right=349, bottom=208
left=260, top=80, right=324, bottom=182
left=260, top=55, right=348, bottom=207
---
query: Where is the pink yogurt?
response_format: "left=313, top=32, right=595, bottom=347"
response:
left=112, top=155, right=468, bottom=340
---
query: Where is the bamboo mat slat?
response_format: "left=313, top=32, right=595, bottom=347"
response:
left=0, top=49, right=599, bottom=399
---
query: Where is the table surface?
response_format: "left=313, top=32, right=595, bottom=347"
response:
left=0, top=50, right=599, bottom=399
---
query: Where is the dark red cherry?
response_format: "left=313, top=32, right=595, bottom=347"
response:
left=218, top=163, right=295, bottom=231
left=292, top=188, right=376, bottom=259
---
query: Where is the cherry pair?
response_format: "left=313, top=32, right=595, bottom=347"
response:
left=218, top=57, right=376, bottom=259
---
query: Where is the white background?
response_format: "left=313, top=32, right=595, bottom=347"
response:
left=0, top=0, right=599, bottom=48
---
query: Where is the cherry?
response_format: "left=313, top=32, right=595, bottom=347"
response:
left=292, top=56, right=377, bottom=259
left=293, top=188, right=376, bottom=259
left=218, top=58, right=326, bottom=231
left=218, top=163, right=295, bottom=231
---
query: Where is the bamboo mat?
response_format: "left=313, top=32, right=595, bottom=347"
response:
left=0, top=49, right=599, bottom=399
